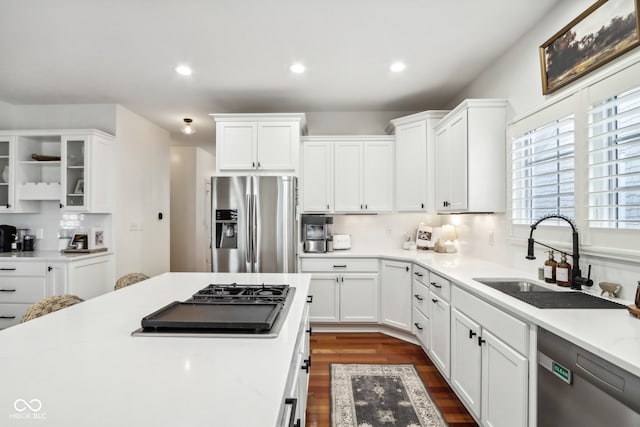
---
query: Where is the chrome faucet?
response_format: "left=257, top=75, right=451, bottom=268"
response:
left=526, top=214, right=593, bottom=290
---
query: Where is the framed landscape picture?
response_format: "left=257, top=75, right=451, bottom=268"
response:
left=540, top=0, right=640, bottom=94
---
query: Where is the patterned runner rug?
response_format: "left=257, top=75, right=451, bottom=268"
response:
left=331, top=364, right=447, bottom=427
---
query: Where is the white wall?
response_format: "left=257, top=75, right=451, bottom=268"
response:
left=115, top=105, right=171, bottom=278
left=9, top=104, right=116, bottom=134
left=306, top=111, right=414, bottom=135
left=170, top=146, right=215, bottom=272
left=0, top=101, right=14, bottom=128
left=443, top=0, right=640, bottom=300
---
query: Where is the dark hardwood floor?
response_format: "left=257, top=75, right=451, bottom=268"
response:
left=306, top=332, right=478, bottom=427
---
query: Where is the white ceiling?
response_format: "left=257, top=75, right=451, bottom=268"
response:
left=0, top=0, right=561, bottom=145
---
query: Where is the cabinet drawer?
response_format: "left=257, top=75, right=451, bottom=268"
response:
left=412, top=279, right=430, bottom=317
left=429, top=271, right=451, bottom=301
left=0, top=303, right=31, bottom=328
left=412, top=264, right=429, bottom=286
left=452, top=286, right=529, bottom=355
left=0, top=277, right=46, bottom=303
left=412, top=306, right=430, bottom=349
left=300, top=258, right=378, bottom=273
left=0, top=262, right=46, bottom=277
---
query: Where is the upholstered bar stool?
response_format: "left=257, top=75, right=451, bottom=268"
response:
left=114, top=272, right=149, bottom=290
left=21, top=294, right=84, bottom=323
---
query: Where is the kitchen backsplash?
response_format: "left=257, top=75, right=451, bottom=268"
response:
left=0, top=202, right=112, bottom=251
left=443, top=213, right=640, bottom=301
left=332, top=213, right=442, bottom=251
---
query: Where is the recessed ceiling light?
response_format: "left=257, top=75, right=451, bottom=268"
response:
left=290, top=63, right=305, bottom=73
left=390, top=62, right=406, bottom=72
left=175, top=65, right=192, bottom=76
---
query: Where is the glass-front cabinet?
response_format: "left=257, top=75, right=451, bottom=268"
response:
left=0, top=130, right=114, bottom=213
left=0, top=137, right=13, bottom=210
left=62, top=136, right=87, bottom=210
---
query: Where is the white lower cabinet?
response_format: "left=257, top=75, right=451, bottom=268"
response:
left=0, top=261, right=46, bottom=328
left=451, top=286, right=529, bottom=427
left=307, top=273, right=378, bottom=323
left=302, top=258, right=379, bottom=323
left=279, top=301, right=311, bottom=427
left=429, top=292, right=451, bottom=378
left=481, top=329, right=528, bottom=427
left=380, top=260, right=412, bottom=331
left=451, top=308, right=482, bottom=417
left=66, top=255, right=114, bottom=300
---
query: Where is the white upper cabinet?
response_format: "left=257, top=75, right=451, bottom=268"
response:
left=301, top=136, right=393, bottom=214
left=434, top=99, right=507, bottom=213
left=301, top=139, right=332, bottom=212
left=334, top=140, right=363, bottom=212
left=388, top=111, right=448, bottom=212
left=0, top=136, right=15, bottom=212
left=333, top=137, right=393, bottom=213
left=0, top=130, right=115, bottom=213
left=61, top=132, right=115, bottom=213
left=211, top=113, right=306, bottom=174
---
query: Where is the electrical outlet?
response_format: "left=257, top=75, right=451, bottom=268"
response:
left=386, top=228, right=392, bottom=237
left=35, top=228, right=44, bottom=239
left=488, top=231, right=495, bottom=247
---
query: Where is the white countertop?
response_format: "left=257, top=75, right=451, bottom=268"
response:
left=301, top=249, right=640, bottom=377
left=0, top=272, right=311, bottom=427
left=0, top=250, right=113, bottom=261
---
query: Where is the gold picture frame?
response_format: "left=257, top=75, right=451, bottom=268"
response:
left=540, top=0, right=640, bottom=95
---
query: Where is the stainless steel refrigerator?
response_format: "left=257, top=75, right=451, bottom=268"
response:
left=211, top=176, right=297, bottom=273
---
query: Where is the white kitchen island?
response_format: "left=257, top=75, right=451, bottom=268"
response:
left=0, top=272, right=311, bottom=427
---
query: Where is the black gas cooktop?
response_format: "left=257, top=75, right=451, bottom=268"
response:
left=133, top=283, right=295, bottom=338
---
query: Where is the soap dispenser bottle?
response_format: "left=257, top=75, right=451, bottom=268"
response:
left=556, top=252, right=571, bottom=287
left=544, top=251, right=557, bottom=284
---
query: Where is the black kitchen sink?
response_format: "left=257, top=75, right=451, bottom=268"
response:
left=473, top=278, right=627, bottom=309
left=504, top=291, right=627, bottom=309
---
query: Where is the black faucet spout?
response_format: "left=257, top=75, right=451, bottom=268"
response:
left=526, top=214, right=591, bottom=289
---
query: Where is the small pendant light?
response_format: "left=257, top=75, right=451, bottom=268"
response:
left=181, top=118, right=196, bottom=135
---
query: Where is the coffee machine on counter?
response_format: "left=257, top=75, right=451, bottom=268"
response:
left=0, top=225, right=16, bottom=253
left=302, top=215, right=333, bottom=253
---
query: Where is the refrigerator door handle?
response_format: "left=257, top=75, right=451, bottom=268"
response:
left=245, top=193, right=252, bottom=269
left=252, top=194, right=258, bottom=266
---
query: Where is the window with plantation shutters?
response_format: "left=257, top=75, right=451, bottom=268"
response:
left=511, top=116, right=575, bottom=225
left=588, top=85, right=640, bottom=229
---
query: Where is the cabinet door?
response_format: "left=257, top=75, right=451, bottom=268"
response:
left=333, top=141, right=362, bottom=212
left=380, top=261, right=411, bottom=331
left=217, top=122, right=257, bottom=171
left=435, top=126, right=451, bottom=211
left=340, top=274, right=378, bottom=322
left=257, top=122, right=296, bottom=171
left=448, top=110, right=468, bottom=211
left=308, top=274, right=339, bottom=322
left=481, top=329, right=528, bottom=427
left=61, top=136, right=88, bottom=211
left=0, top=137, right=14, bottom=211
left=362, top=140, right=393, bottom=212
left=395, top=121, right=428, bottom=211
left=412, top=306, right=431, bottom=350
left=302, top=141, right=332, bottom=212
left=451, top=308, right=482, bottom=418
left=430, top=294, right=451, bottom=378
left=66, top=255, right=113, bottom=300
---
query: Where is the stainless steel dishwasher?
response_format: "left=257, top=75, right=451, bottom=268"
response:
left=538, top=328, right=640, bottom=426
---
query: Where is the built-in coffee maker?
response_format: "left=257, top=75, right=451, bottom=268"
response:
left=302, top=215, right=333, bottom=253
